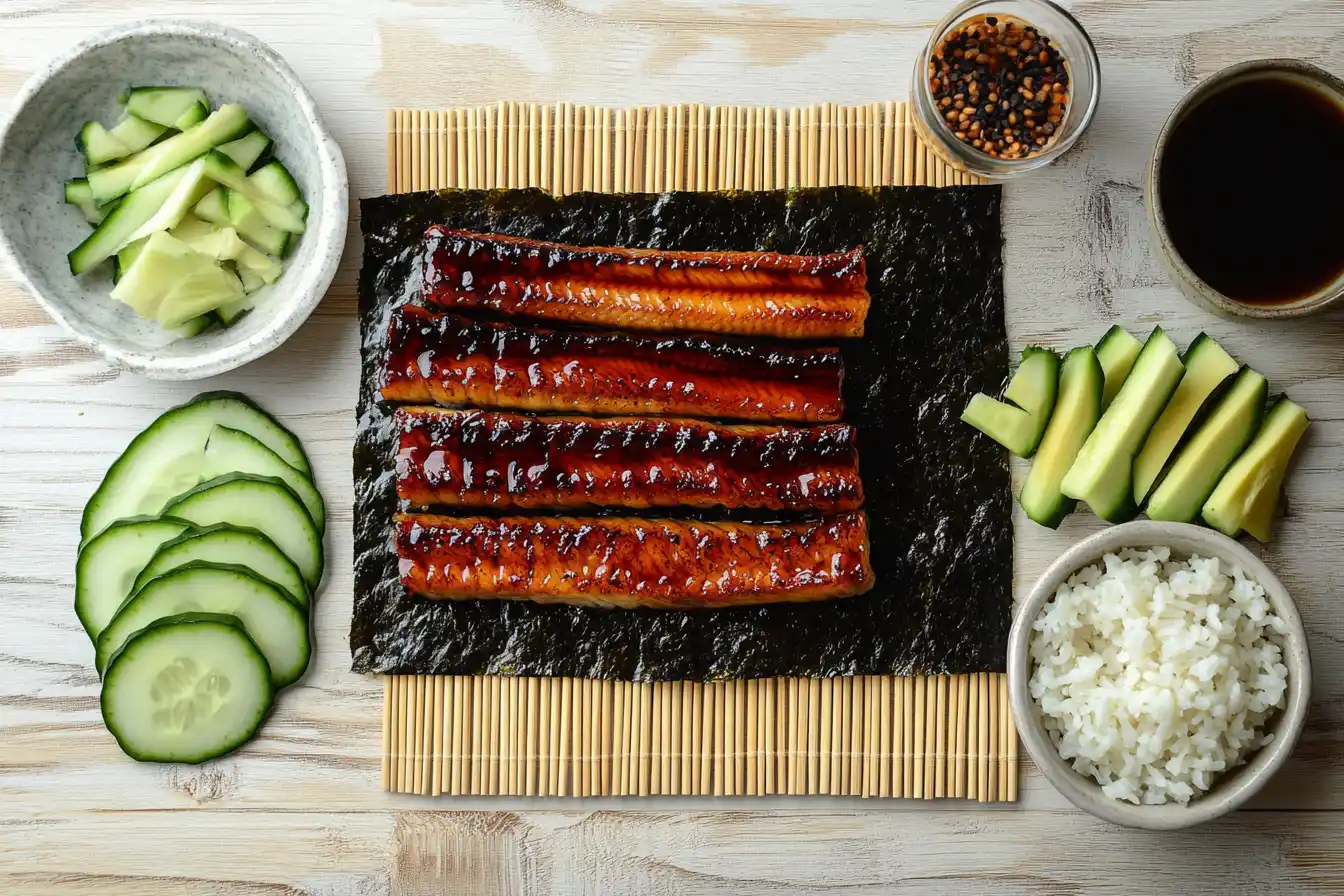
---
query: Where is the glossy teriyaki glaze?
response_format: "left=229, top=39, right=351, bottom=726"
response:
left=421, top=227, right=872, bottom=338
left=395, top=512, right=874, bottom=609
left=394, top=407, right=863, bottom=512
left=378, top=305, right=846, bottom=422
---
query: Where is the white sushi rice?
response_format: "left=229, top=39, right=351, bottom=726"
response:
left=1029, top=547, right=1289, bottom=805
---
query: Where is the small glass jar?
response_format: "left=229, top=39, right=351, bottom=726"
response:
left=911, top=0, right=1100, bottom=179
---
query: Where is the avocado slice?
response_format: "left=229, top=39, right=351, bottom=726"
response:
left=1145, top=368, right=1267, bottom=523
left=1203, top=398, right=1310, bottom=541
left=1133, top=333, right=1239, bottom=504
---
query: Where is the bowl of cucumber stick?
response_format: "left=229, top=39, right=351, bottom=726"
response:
left=0, top=21, right=347, bottom=379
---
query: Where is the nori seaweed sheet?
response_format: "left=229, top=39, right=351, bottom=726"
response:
left=353, top=186, right=1010, bottom=681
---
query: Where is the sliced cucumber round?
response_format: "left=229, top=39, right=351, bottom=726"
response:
left=133, top=524, right=309, bottom=612
left=202, top=426, right=324, bottom=531
left=101, top=612, right=273, bottom=764
left=96, top=563, right=310, bottom=686
left=74, top=516, right=195, bottom=642
left=162, top=474, right=323, bottom=589
left=81, top=392, right=311, bottom=543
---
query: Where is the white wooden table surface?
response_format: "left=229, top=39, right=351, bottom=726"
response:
left=3, top=1, right=1343, bottom=893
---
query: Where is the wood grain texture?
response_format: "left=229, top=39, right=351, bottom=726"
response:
left=3, top=0, right=1344, bottom=893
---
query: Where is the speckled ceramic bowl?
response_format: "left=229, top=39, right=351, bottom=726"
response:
left=0, top=21, right=347, bottom=379
left=1008, top=522, right=1311, bottom=830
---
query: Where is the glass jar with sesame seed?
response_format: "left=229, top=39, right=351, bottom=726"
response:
left=912, top=0, right=1100, bottom=179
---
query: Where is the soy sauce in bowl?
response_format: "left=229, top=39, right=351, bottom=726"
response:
left=1156, top=65, right=1344, bottom=311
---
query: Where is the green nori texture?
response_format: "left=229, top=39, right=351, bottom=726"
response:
left=353, top=187, right=1010, bottom=680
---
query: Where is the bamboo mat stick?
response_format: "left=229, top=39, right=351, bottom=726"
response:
left=381, top=102, right=1012, bottom=800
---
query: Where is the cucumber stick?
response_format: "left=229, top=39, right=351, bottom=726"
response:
left=95, top=563, right=310, bottom=686
left=202, top=152, right=305, bottom=233
left=1096, top=326, right=1143, bottom=411
left=69, top=166, right=190, bottom=274
left=123, top=87, right=210, bottom=129
left=1020, top=346, right=1104, bottom=528
left=87, top=104, right=250, bottom=204
left=1146, top=368, right=1267, bottom=523
left=81, top=391, right=311, bottom=543
left=80, top=116, right=169, bottom=166
left=961, top=347, right=1059, bottom=458
left=74, top=517, right=195, bottom=641
left=226, top=190, right=291, bottom=256
left=65, top=179, right=110, bottom=225
left=217, top=130, right=272, bottom=171
left=1132, top=334, right=1239, bottom=504
left=1061, top=328, right=1185, bottom=523
left=100, top=613, right=274, bottom=764
left=961, top=396, right=1036, bottom=457
left=1203, top=398, right=1311, bottom=542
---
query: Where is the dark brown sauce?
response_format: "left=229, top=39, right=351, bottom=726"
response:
left=1159, top=75, right=1344, bottom=305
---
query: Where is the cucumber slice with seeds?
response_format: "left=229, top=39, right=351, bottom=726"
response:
left=133, top=525, right=309, bottom=612
left=74, top=516, right=195, bottom=642
left=100, top=612, right=274, bottom=763
left=122, top=87, right=209, bottom=128
left=96, top=562, right=309, bottom=686
left=162, top=474, right=323, bottom=589
left=81, top=392, right=311, bottom=543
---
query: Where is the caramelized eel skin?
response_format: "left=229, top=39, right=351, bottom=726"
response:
left=395, top=407, right=863, bottom=512
left=396, top=512, right=874, bottom=609
left=421, top=227, right=871, bottom=338
left=379, top=305, right=846, bottom=422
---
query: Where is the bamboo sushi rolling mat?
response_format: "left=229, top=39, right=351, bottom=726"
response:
left=382, top=101, right=1017, bottom=802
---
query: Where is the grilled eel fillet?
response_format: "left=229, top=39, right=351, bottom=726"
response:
left=396, top=512, right=873, bottom=609
left=379, top=305, right=845, bottom=423
left=421, top=227, right=871, bottom=339
left=395, top=407, right=863, bottom=512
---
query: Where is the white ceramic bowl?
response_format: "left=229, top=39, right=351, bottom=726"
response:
left=0, top=20, right=347, bottom=379
left=1008, top=521, right=1311, bottom=830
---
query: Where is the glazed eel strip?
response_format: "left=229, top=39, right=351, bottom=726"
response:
left=395, top=407, right=864, bottom=512
left=379, top=305, right=846, bottom=423
left=421, top=227, right=871, bottom=339
left=396, top=512, right=873, bottom=609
